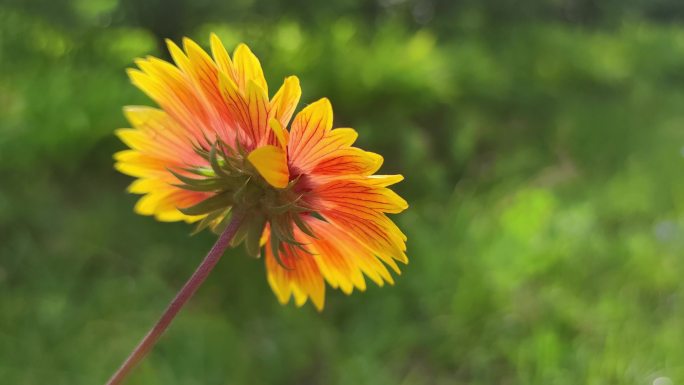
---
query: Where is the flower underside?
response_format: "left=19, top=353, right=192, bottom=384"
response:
left=115, top=35, right=408, bottom=310
left=173, top=138, right=316, bottom=266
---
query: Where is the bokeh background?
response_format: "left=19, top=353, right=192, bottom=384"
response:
left=2, top=0, right=684, bottom=384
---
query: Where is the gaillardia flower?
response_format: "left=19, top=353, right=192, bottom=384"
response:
left=115, top=35, right=408, bottom=311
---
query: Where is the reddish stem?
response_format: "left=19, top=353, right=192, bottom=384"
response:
left=105, top=211, right=245, bottom=385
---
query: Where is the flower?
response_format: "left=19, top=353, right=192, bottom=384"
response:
left=115, top=35, right=408, bottom=310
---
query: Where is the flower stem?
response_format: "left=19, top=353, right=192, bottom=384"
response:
left=105, top=210, right=245, bottom=385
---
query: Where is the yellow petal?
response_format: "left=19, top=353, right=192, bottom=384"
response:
left=269, top=118, right=288, bottom=149
left=232, top=43, right=268, bottom=94
left=328, top=128, right=358, bottom=147
left=366, top=174, right=404, bottom=187
left=166, top=39, right=192, bottom=74
left=183, top=37, right=214, bottom=72
left=247, top=145, right=289, bottom=188
left=210, top=33, right=235, bottom=76
left=270, top=76, right=301, bottom=127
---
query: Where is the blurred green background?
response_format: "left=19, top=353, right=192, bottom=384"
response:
left=1, top=0, right=684, bottom=384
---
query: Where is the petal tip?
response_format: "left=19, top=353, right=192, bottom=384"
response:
left=164, top=38, right=178, bottom=50
left=181, top=36, right=194, bottom=47
left=234, top=42, right=252, bottom=56
left=285, top=75, right=300, bottom=85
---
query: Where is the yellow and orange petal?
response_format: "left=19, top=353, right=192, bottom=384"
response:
left=115, top=34, right=408, bottom=311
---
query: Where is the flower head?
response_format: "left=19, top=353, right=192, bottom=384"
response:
left=115, top=35, right=408, bottom=310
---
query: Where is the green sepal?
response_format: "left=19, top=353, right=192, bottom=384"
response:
left=168, top=169, right=216, bottom=187
left=192, top=143, right=210, bottom=158
left=209, top=142, right=229, bottom=177
left=309, top=211, right=327, bottom=222
left=285, top=175, right=301, bottom=190
left=234, top=137, right=248, bottom=157
left=210, top=215, right=229, bottom=235
left=229, top=219, right=250, bottom=247
left=173, top=182, right=221, bottom=192
left=292, top=242, right=314, bottom=255
left=170, top=176, right=236, bottom=194
left=292, top=213, right=317, bottom=239
left=270, top=217, right=302, bottom=246
left=231, top=177, right=252, bottom=203
left=269, top=237, right=291, bottom=269
left=181, top=166, right=216, bottom=178
left=191, top=208, right=230, bottom=235
left=179, top=190, right=233, bottom=216
left=269, top=195, right=306, bottom=215
left=244, top=214, right=267, bottom=258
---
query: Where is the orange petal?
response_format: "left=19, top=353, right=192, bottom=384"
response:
left=182, top=38, right=225, bottom=109
left=289, top=128, right=361, bottom=173
left=217, top=72, right=270, bottom=148
left=134, top=188, right=208, bottom=223
left=119, top=109, right=197, bottom=161
left=314, top=178, right=409, bottom=214
left=322, top=210, right=408, bottom=269
left=306, top=218, right=397, bottom=293
left=288, top=98, right=338, bottom=169
left=245, top=79, right=270, bottom=146
left=308, top=178, right=409, bottom=267
left=265, top=240, right=325, bottom=311
left=311, top=221, right=398, bottom=290
left=312, top=148, right=384, bottom=176
left=129, top=58, right=214, bottom=146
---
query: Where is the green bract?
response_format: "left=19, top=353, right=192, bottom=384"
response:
left=172, top=140, right=315, bottom=265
